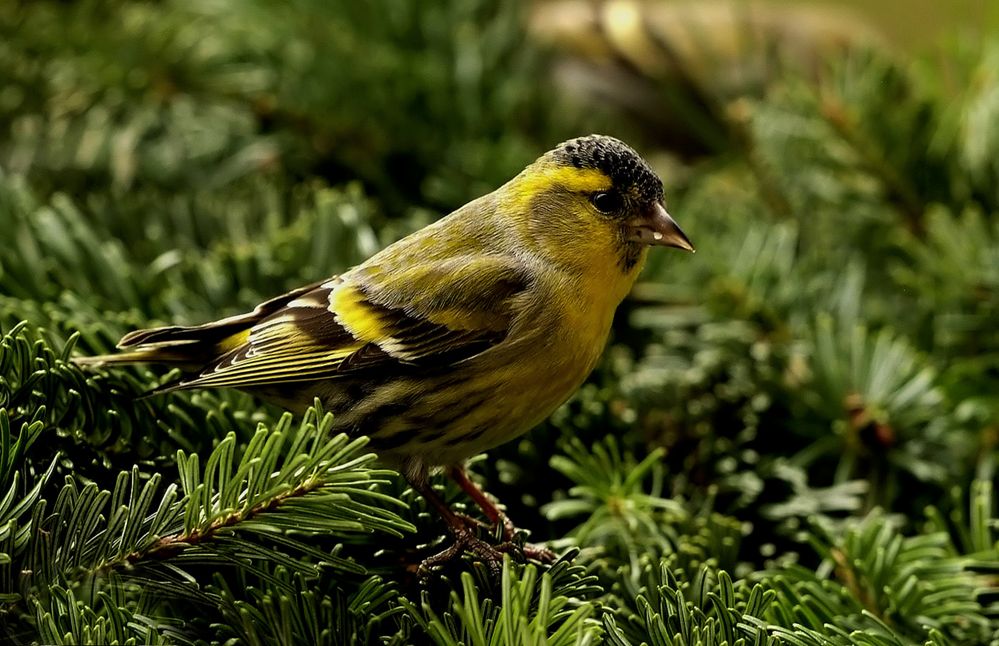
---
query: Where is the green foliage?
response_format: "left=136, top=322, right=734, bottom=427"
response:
left=1, top=0, right=998, bottom=643
left=211, top=569, right=406, bottom=646
left=605, top=565, right=781, bottom=646
left=0, top=0, right=571, bottom=213
left=545, top=438, right=685, bottom=563
left=402, top=556, right=603, bottom=646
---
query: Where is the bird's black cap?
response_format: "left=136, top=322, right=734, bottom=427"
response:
left=553, top=135, right=664, bottom=204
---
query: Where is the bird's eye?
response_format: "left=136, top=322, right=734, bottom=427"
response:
left=591, top=191, right=622, bottom=214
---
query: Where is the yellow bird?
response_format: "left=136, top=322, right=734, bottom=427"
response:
left=81, top=135, right=693, bottom=568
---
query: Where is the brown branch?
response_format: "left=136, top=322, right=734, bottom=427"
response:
left=97, top=475, right=325, bottom=573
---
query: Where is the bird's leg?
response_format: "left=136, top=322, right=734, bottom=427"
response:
left=447, top=465, right=516, bottom=539
left=407, top=476, right=506, bottom=574
left=447, top=465, right=557, bottom=563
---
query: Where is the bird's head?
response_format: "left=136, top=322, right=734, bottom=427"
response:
left=508, top=134, right=693, bottom=272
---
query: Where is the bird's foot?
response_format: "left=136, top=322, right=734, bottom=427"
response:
left=519, top=541, right=557, bottom=563
left=453, top=512, right=491, bottom=532
left=418, top=526, right=509, bottom=577
left=456, top=511, right=557, bottom=564
left=407, top=469, right=557, bottom=576
left=415, top=525, right=556, bottom=576
left=489, top=512, right=557, bottom=563
left=447, top=464, right=555, bottom=558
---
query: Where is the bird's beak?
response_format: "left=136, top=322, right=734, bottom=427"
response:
left=628, top=202, right=695, bottom=252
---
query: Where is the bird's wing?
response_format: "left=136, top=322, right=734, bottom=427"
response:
left=172, top=255, right=528, bottom=390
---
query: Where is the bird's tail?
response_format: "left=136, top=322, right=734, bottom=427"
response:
left=72, top=347, right=200, bottom=367
left=71, top=321, right=253, bottom=376
left=73, top=323, right=254, bottom=396
left=73, top=280, right=326, bottom=376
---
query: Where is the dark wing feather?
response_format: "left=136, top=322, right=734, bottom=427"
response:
left=118, top=280, right=327, bottom=349
left=167, top=263, right=525, bottom=391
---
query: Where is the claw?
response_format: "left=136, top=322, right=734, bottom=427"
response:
left=417, top=526, right=506, bottom=577
left=407, top=468, right=558, bottom=576
left=521, top=542, right=557, bottom=563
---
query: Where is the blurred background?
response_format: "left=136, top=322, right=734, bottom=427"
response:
left=2, top=1, right=999, bottom=644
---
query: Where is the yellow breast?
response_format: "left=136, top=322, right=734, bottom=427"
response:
left=478, top=254, right=647, bottom=434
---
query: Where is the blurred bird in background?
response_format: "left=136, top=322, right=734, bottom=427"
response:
left=530, top=0, right=883, bottom=156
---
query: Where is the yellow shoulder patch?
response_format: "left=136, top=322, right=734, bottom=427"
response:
left=329, top=284, right=390, bottom=342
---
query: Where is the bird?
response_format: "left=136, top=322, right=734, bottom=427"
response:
left=78, top=134, right=694, bottom=570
